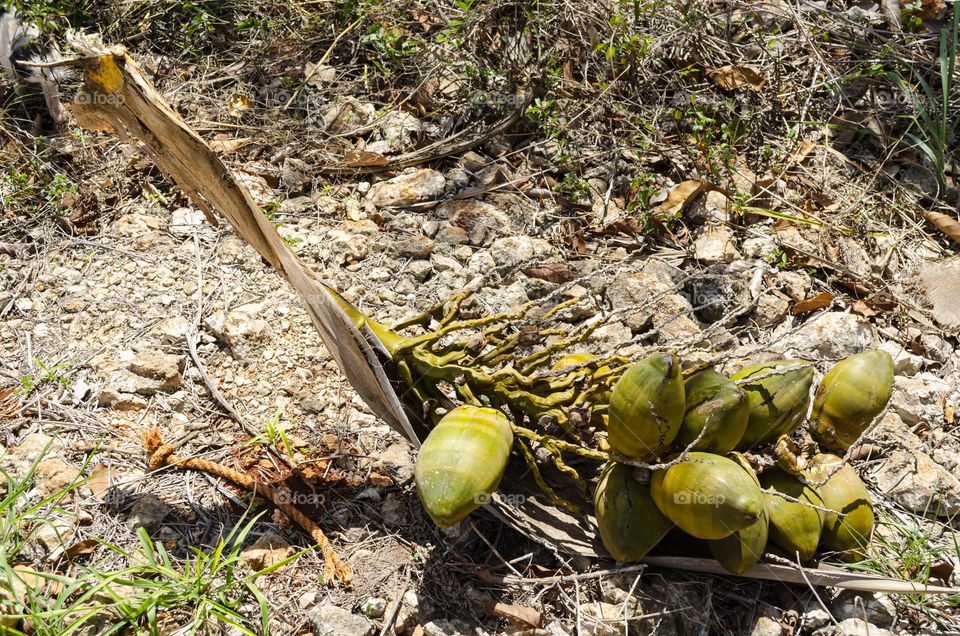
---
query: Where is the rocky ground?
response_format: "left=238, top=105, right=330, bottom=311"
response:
left=2, top=0, right=960, bottom=634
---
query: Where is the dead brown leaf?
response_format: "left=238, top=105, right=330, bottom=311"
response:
left=867, top=292, right=897, bottom=312
left=928, top=561, right=954, bottom=585
left=706, top=65, right=766, bottom=91
left=343, top=150, right=390, bottom=168
left=0, top=387, right=20, bottom=420
left=922, top=257, right=960, bottom=328
left=659, top=180, right=707, bottom=215
left=209, top=137, right=253, bottom=154
left=369, top=472, right=394, bottom=488
left=790, top=292, right=833, bottom=315
left=522, top=263, right=573, bottom=283
left=922, top=210, right=960, bottom=246
left=486, top=601, right=542, bottom=628
left=85, top=463, right=113, bottom=499
left=65, top=538, right=99, bottom=560
left=851, top=300, right=878, bottom=318
left=787, top=140, right=817, bottom=167
left=227, top=93, right=251, bottom=117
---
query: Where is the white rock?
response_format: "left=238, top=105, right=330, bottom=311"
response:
left=150, top=316, right=191, bottom=343
left=437, top=199, right=514, bottom=245
left=366, top=169, right=445, bottom=206
left=830, top=591, right=895, bottom=627
left=877, top=341, right=924, bottom=376
left=309, top=604, right=374, bottom=636
left=489, top=236, right=556, bottom=267
left=773, top=312, right=873, bottom=358
left=750, top=615, right=782, bottom=636
left=606, top=270, right=701, bottom=339
left=754, top=293, right=790, bottom=327
left=169, top=207, right=209, bottom=237
left=870, top=448, right=960, bottom=517
left=803, top=608, right=831, bottom=630
left=580, top=602, right=647, bottom=636
left=693, top=226, right=739, bottom=264
left=890, top=373, right=951, bottom=425
left=814, top=618, right=895, bottom=636
left=431, top=254, right=462, bottom=273
left=361, top=597, right=386, bottom=618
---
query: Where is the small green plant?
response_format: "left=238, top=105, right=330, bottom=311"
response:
left=888, top=2, right=958, bottom=198
left=247, top=408, right=296, bottom=457
left=16, top=359, right=71, bottom=396
left=435, top=0, right=475, bottom=47
left=0, top=168, right=31, bottom=207
left=626, top=173, right=660, bottom=212
left=0, top=440, right=302, bottom=634
left=95, top=518, right=302, bottom=635
left=553, top=172, right=591, bottom=202
left=43, top=173, right=76, bottom=212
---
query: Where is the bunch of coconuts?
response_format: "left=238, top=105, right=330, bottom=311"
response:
left=410, top=349, right=893, bottom=574
left=595, top=349, right=893, bottom=572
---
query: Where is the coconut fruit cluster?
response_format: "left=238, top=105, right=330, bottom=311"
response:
left=595, top=349, right=893, bottom=571
left=412, top=349, right=893, bottom=573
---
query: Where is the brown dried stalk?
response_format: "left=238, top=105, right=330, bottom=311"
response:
left=143, top=428, right=351, bottom=586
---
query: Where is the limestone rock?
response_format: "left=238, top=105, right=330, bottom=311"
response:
left=438, top=199, right=515, bottom=245
left=693, top=226, right=739, bottom=264
left=309, top=603, right=374, bottom=636
left=35, top=457, right=81, bottom=496
left=367, top=169, right=445, bottom=206
left=813, top=618, right=895, bottom=636
left=606, top=271, right=701, bottom=340
left=773, top=312, right=873, bottom=358
left=489, top=236, right=556, bottom=267
left=94, top=349, right=185, bottom=408
left=890, top=373, right=951, bottom=426
left=374, top=442, right=415, bottom=484
left=241, top=530, right=294, bottom=570
left=396, top=235, right=436, bottom=259
left=127, top=494, right=171, bottom=531
left=870, top=448, right=960, bottom=517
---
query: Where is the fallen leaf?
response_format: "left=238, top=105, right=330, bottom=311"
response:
left=209, top=137, right=253, bottom=154
left=787, top=140, right=817, bottom=166
left=790, top=292, right=833, bottom=315
left=598, top=218, right=645, bottom=236
left=227, top=93, right=251, bottom=117
left=343, top=150, right=390, bottom=167
left=369, top=472, right=394, bottom=488
left=65, top=538, right=98, bottom=560
left=659, top=180, right=707, bottom=215
left=485, top=600, right=542, bottom=628
left=921, top=257, right=960, bottom=328
left=867, top=292, right=897, bottom=311
left=922, top=210, right=960, bottom=246
left=706, top=65, right=766, bottom=91
left=85, top=463, right=113, bottom=499
left=851, top=300, right=878, bottom=318
left=304, top=62, right=336, bottom=88
left=0, top=387, right=20, bottom=418
left=928, top=561, right=954, bottom=585
left=522, top=263, right=573, bottom=283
